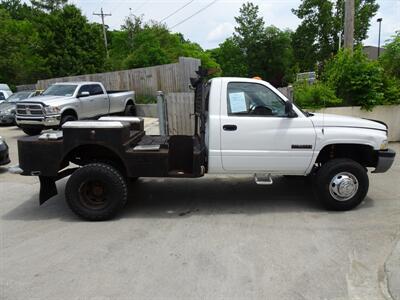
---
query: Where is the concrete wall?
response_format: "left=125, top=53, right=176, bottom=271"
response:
left=313, top=105, right=400, bottom=141
left=136, top=104, right=158, bottom=118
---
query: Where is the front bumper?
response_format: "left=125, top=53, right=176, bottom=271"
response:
left=373, top=149, right=396, bottom=173
left=0, top=142, right=10, bottom=166
left=0, top=113, right=15, bottom=124
left=16, top=114, right=61, bottom=127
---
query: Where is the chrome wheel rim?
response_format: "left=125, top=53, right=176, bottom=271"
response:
left=329, top=172, right=359, bottom=201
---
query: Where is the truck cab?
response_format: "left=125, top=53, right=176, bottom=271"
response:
left=16, top=70, right=395, bottom=220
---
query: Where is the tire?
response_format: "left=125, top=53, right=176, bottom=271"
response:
left=314, top=158, right=369, bottom=211
left=22, top=126, right=43, bottom=136
left=60, top=114, right=77, bottom=126
left=124, top=103, right=136, bottom=116
left=65, top=163, right=128, bottom=221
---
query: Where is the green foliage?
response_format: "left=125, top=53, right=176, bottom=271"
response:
left=0, top=8, right=49, bottom=84
left=294, top=82, right=342, bottom=109
left=0, top=1, right=106, bottom=85
left=135, top=95, right=157, bottom=104
left=38, top=5, right=107, bottom=77
left=292, top=0, right=379, bottom=71
left=106, top=17, right=220, bottom=72
left=208, top=38, right=247, bottom=77
left=380, top=31, right=400, bottom=79
left=30, top=0, right=67, bottom=11
left=211, top=3, right=295, bottom=86
left=382, top=76, right=400, bottom=105
left=323, top=48, right=385, bottom=110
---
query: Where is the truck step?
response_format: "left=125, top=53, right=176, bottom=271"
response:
left=254, top=173, right=273, bottom=185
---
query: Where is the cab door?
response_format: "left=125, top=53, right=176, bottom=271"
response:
left=78, top=84, right=108, bottom=118
left=220, top=81, right=316, bottom=174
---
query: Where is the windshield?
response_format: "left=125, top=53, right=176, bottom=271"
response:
left=6, top=91, right=31, bottom=102
left=43, top=84, right=77, bottom=97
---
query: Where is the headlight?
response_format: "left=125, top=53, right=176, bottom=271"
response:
left=4, top=108, right=14, bottom=114
left=380, top=140, right=388, bottom=150
left=44, top=106, right=60, bottom=114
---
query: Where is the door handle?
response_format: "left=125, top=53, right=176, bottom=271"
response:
left=223, top=124, right=237, bottom=131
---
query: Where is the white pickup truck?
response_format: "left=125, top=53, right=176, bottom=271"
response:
left=0, top=83, right=13, bottom=103
left=16, top=70, right=395, bottom=220
left=15, top=82, right=135, bottom=135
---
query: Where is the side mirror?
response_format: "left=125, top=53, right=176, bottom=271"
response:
left=78, top=91, right=90, bottom=97
left=285, top=101, right=296, bottom=118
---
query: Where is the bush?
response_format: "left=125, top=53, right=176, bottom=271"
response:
left=380, top=31, right=400, bottom=79
left=323, top=48, right=385, bottom=110
left=382, top=76, right=400, bottom=105
left=293, top=82, right=342, bottom=109
left=135, top=95, right=157, bottom=104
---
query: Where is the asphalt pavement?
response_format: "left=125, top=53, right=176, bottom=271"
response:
left=1, top=122, right=399, bottom=300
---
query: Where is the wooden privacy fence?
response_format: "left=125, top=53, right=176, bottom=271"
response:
left=34, top=57, right=201, bottom=96
left=165, top=92, right=194, bottom=135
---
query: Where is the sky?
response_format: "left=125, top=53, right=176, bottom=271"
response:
left=69, top=0, right=400, bottom=50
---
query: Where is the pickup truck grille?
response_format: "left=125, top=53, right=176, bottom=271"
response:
left=16, top=103, right=44, bottom=116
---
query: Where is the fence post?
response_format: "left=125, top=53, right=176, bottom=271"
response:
left=157, top=91, right=168, bottom=136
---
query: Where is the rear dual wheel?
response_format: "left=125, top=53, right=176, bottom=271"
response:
left=65, top=163, right=127, bottom=221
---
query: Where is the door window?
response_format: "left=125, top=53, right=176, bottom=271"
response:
left=78, top=85, right=91, bottom=96
left=90, top=84, right=104, bottom=95
left=227, top=82, right=286, bottom=117
left=0, top=92, right=5, bottom=100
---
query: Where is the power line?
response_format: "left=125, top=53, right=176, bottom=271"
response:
left=160, top=0, right=196, bottom=23
left=170, top=0, right=219, bottom=29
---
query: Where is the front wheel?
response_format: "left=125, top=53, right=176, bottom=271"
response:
left=60, top=114, right=77, bottom=126
left=65, top=163, right=128, bottom=221
left=314, top=158, right=369, bottom=211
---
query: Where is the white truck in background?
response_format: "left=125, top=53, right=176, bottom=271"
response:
left=0, top=83, right=13, bottom=103
left=15, top=82, right=136, bottom=135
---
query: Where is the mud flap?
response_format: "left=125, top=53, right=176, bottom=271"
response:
left=39, top=176, right=58, bottom=205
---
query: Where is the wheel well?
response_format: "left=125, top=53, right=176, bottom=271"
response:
left=64, top=144, right=126, bottom=176
left=316, top=144, right=377, bottom=167
left=62, top=109, right=78, bottom=119
left=126, top=99, right=134, bottom=106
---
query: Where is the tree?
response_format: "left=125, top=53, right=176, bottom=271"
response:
left=259, top=26, right=296, bottom=86
left=323, top=48, right=385, bottom=109
left=30, top=0, right=67, bottom=11
left=233, top=2, right=265, bottom=77
left=111, top=20, right=219, bottom=72
left=380, top=31, right=400, bottom=79
left=34, top=5, right=107, bottom=77
left=292, top=0, right=379, bottom=71
left=0, top=8, right=49, bottom=84
left=209, top=38, right=247, bottom=77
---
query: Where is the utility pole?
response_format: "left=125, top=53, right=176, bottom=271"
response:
left=343, top=0, right=354, bottom=51
left=93, top=8, right=112, bottom=58
left=377, top=18, right=383, bottom=58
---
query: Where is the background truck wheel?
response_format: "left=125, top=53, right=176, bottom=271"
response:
left=65, top=163, right=128, bottom=221
left=314, top=158, right=369, bottom=211
left=124, top=103, right=136, bottom=116
left=22, top=126, right=43, bottom=136
left=60, top=114, right=77, bottom=126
